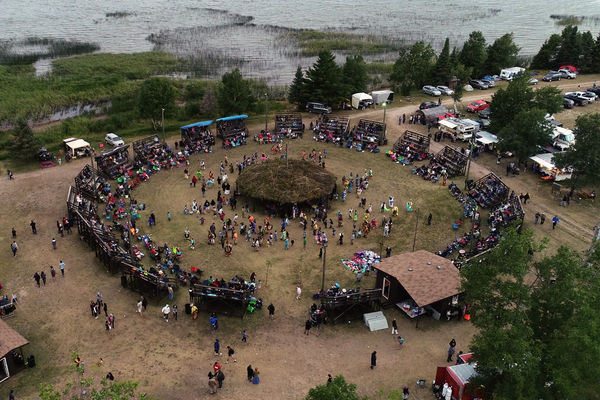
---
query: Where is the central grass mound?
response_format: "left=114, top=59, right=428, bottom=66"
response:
left=237, top=159, right=336, bottom=204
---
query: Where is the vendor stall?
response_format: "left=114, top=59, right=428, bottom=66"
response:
left=63, top=138, right=91, bottom=159
left=475, top=130, right=499, bottom=151
left=529, top=152, right=572, bottom=181
left=416, top=106, right=449, bottom=125
left=374, top=250, right=462, bottom=320
left=370, top=89, right=394, bottom=105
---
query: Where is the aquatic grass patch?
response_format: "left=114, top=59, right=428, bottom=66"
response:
left=105, top=11, right=135, bottom=18
left=0, top=37, right=100, bottom=65
left=550, top=14, right=600, bottom=26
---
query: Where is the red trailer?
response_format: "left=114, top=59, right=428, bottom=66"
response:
left=435, top=353, right=483, bottom=400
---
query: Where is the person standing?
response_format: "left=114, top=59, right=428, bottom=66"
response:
left=50, top=266, right=56, bottom=279
left=167, top=211, right=171, bottom=222
left=142, top=296, right=148, bottom=311
left=97, top=292, right=103, bottom=309
left=552, top=215, right=559, bottom=229
left=9, top=389, right=15, bottom=400
left=296, top=284, right=302, bottom=300
left=534, top=212, right=540, bottom=224
left=304, top=319, right=312, bottom=335
left=208, top=372, right=218, bottom=394
left=51, top=238, right=57, bottom=250
left=173, top=305, right=178, bottom=320
left=226, top=345, right=236, bottom=363
left=59, top=260, right=65, bottom=276
left=33, top=272, right=41, bottom=287
left=161, top=304, right=170, bottom=322
left=168, top=285, right=174, bottom=301
left=109, top=313, right=115, bottom=329
left=391, top=319, right=398, bottom=335
left=247, top=365, right=254, bottom=382
left=370, top=351, right=377, bottom=369
left=242, top=330, right=247, bottom=342
left=40, top=271, right=47, bottom=285
left=30, top=220, right=37, bottom=234
left=214, top=338, right=221, bottom=356
left=427, top=213, right=432, bottom=226
left=213, top=361, right=221, bottom=374
left=10, top=241, right=18, bottom=256
left=386, top=246, right=392, bottom=258
left=137, top=300, right=143, bottom=316
left=402, top=385, right=410, bottom=400
left=540, top=213, right=546, bottom=225
left=268, top=303, right=275, bottom=319
left=103, top=303, right=108, bottom=317
left=327, top=374, right=333, bottom=384
left=447, top=338, right=456, bottom=362
left=11, top=227, right=16, bottom=239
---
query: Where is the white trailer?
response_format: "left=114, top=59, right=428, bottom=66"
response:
left=499, top=67, right=525, bottom=81
left=370, top=90, right=394, bottom=105
left=351, top=93, right=373, bottom=109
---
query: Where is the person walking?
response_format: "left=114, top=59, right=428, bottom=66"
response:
left=242, top=330, right=247, bottom=342
left=11, top=227, right=16, bottom=239
left=10, top=241, right=18, bottom=256
left=427, top=213, right=432, bottom=226
left=208, top=372, right=218, bottom=394
left=268, top=303, right=275, bottom=319
left=50, top=265, right=56, bottom=279
left=552, top=215, right=559, bottom=229
left=296, top=284, right=302, bottom=300
left=370, top=351, right=377, bottom=369
left=40, top=271, right=47, bottom=285
left=109, top=313, right=115, bottom=329
left=161, top=304, right=170, bottom=322
left=168, top=285, right=174, bottom=301
left=534, top=212, right=540, bottom=224
left=447, top=338, right=456, bottom=362
left=540, top=213, right=546, bottom=225
left=214, top=338, right=221, bottom=356
left=247, top=364, right=254, bottom=382
left=173, top=305, right=178, bottom=320
left=33, top=272, right=41, bottom=287
left=304, top=319, right=312, bottom=335
left=30, top=220, right=37, bottom=234
left=59, top=260, right=65, bottom=276
left=216, top=369, right=225, bottom=389
left=137, top=300, right=143, bottom=316
left=391, top=319, right=398, bottom=335
left=51, top=238, right=57, bottom=250
left=226, top=345, right=236, bottom=363
left=103, top=303, right=108, bottom=317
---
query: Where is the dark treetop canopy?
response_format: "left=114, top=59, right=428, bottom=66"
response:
left=237, top=159, right=336, bottom=204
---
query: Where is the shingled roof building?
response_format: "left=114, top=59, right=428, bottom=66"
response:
left=374, top=250, right=462, bottom=319
left=0, top=319, right=29, bottom=383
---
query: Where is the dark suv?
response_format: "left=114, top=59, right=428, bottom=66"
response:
left=542, top=71, right=562, bottom=82
left=306, top=102, right=332, bottom=114
left=419, top=101, right=438, bottom=110
left=469, top=79, right=489, bottom=90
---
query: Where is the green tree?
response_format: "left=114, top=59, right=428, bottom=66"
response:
left=555, top=113, right=600, bottom=188
left=200, top=83, right=218, bottom=117
left=590, top=33, right=600, bottom=73
left=484, top=33, right=520, bottom=75
left=555, top=25, right=582, bottom=67
left=288, top=66, right=308, bottom=109
left=489, top=74, right=534, bottom=133
left=432, top=38, right=452, bottom=85
left=390, top=41, right=435, bottom=93
left=9, top=119, right=41, bottom=160
left=342, top=54, right=368, bottom=94
left=460, top=31, right=487, bottom=76
left=498, top=108, right=552, bottom=164
left=137, top=77, right=176, bottom=131
left=579, top=30, right=596, bottom=73
left=305, top=375, right=366, bottom=400
left=217, top=68, right=255, bottom=115
left=530, top=34, right=562, bottom=70
left=533, top=86, right=563, bottom=115
left=304, top=51, right=345, bottom=107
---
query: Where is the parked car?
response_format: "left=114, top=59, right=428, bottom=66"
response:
left=306, top=102, right=332, bottom=114
left=436, top=85, right=454, bottom=96
left=477, top=118, right=491, bottom=128
left=466, top=100, right=489, bottom=112
left=478, top=108, right=491, bottom=119
left=469, top=79, right=489, bottom=90
left=38, top=147, right=53, bottom=162
left=528, top=78, right=539, bottom=85
left=582, top=91, right=598, bottom=102
left=542, top=71, right=562, bottom=82
left=105, top=133, right=125, bottom=147
left=563, top=93, right=588, bottom=106
left=480, top=78, right=495, bottom=87
left=562, top=98, right=574, bottom=109
left=566, top=91, right=595, bottom=103
left=419, top=101, right=438, bottom=110
left=586, top=87, right=600, bottom=96
left=423, top=85, right=442, bottom=96
left=558, top=69, right=576, bottom=79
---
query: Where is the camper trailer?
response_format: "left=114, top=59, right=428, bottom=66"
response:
left=438, top=118, right=479, bottom=141
left=499, top=67, right=525, bottom=81
left=551, top=127, right=575, bottom=151
left=370, top=90, right=394, bottom=105
left=351, top=93, right=373, bottom=109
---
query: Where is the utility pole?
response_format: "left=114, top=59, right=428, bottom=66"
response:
left=321, top=242, right=327, bottom=295
left=161, top=108, right=166, bottom=143
left=412, top=209, right=419, bottom=252
left=464, top=138, right=474, bottom=189
left=264, top=93, right=268, bottom=132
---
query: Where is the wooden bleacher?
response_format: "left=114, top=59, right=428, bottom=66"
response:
left=433, top=146, right=468, bottom=177
left=313, top=115, right=350, bottom=144
left=468, top=173, right=509, bottom=208
left=94, top=145, right=131, bottom=179
left=274, top=113, right=304, bottom=138
left=132, top=135, right=163, bottom=163
left=320, top=288, right=382, bottom=324
left=74, top=165, right=107, bottom=201
left=393, top=130, right=430, bottom=155
left=189, top=283, right=253, bottom=317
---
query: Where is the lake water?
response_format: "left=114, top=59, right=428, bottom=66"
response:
left=1, top=0, right=599, bottom=83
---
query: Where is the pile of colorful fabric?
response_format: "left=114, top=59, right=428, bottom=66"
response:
left=341, top=250, right=381, bottom=274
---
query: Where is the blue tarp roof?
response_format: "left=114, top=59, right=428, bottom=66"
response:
left=216, top=115, right=248, bottom=122
left=181, top=120, right=213, bottom=130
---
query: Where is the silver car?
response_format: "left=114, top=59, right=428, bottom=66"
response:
left=436, top=85, right=454, bottom=96
left=423, top=85, right=442, bottom=96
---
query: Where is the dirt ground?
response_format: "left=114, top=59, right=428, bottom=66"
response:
left=0, top=80, right=598, bottom=400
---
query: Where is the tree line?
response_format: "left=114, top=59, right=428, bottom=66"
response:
left=531, top=25, right=600, bottom=72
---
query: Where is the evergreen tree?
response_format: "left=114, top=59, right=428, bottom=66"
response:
left=555, top=25, right=582, bottom=67
left=9, top=119, right=41, bottom=160
left=579, top=30, right=596, bottom=73
left=217, top=68, right=255, bottom=115
left=484, top=33, right=520, bottom=75
left=498, top=108, right=552, bottom=164
left=304, top=51, right=344, bottom=107
left=288, top=66, right=308, bottom=109
left=555, top=113, right=600, bottom=188
left=530, top=34, right=562, bottom=70
left=459, top=31, right=487, bottom=76
left=591, top=33, right=600, bottom=73
left=200, top=84, right=218, bottom=117
left=342, top=54, right=368, bottom=94
left=433, top=38, right=452, bottom=85
left=305, top=375, right=366, bottom=400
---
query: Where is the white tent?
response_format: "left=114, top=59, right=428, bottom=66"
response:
left=476, top=131, right=499, bottom=145
left=351, top=92, right=373, bottom=109
left=370, top=90, right=394, bottom=105
left=529, top=152, right=572, bottom=181
left=63, top=138, right=91, bottom=158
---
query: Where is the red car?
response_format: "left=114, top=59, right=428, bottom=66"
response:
left=467, top=100, right=489, bottom=113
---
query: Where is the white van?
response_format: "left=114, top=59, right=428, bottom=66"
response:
left=499, top=67, right=525, bottom=81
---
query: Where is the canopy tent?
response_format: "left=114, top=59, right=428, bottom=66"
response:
left=530, top=152, right=572, bottom=181
left=63, top=138, right=91, bottom=158
left=370, top=90, right=394, bottom=105
left=351, top=93, right=373, bottom=109
left=475, top=131, right=498, bottom=145
left=180, top=120, right=213, bottom=130
left=215, top=115, right=248, bottom=122
left=435, top=354, right=480, bottom=400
